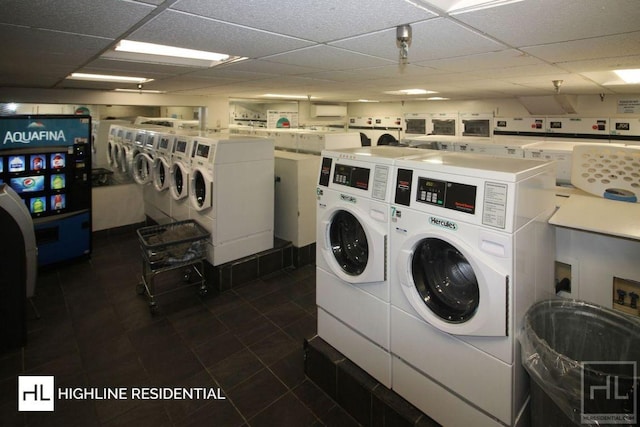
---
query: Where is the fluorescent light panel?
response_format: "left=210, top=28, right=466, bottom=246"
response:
left=420, top=0, right=523, bottom=14
left=262, top=94, right=313, bottom=100
left=114, top=88, right=165, bottom=94
left=116, top=40, right=229, bottom=62
left=384, top=89, right=438, bottom=95
left=67, top=73, right=153, bottom=83
left=614, top=69, right=640, bottom=84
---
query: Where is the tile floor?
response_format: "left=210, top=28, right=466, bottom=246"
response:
left=0, top=227, right=361, bottom=426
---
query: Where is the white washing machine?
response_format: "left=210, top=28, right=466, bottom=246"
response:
left=119, top=126, right=137, bottom=176
left=297, top=131, right=360, bottom=154
left=315, top=146, right=422, bottom=387
left=389, top=152, right=556, bottom=426
left=169, top=134, right=194, bottom=222
left=523, top=141, right=582, bottom=185
left=132, top=130, right=154, bottom=185
left=144, top=132, right=174, bottom=224
left=456, top=137, right=543, bottom=158
left=108, top=124, right=126, bottom=172
left=188, top=136, right=274, bottom=266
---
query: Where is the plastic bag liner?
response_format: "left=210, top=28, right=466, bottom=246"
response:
left=519, top=299, right=640, bottom=426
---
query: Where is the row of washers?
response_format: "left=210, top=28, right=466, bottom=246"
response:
left=105, top=124, right=211, bottom=210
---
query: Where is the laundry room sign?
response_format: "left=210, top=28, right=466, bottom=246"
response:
left=617, top=99, right=640, bottom=114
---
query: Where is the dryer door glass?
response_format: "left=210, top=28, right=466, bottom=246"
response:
left=193, top=170, right=206, bottom=208
left=329, top=210, right=368, bottom=276
left=412, top=238, right=479, bottom=323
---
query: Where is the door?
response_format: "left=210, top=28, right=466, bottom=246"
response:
left=318, top=204, right=386, bottom=284
left=170, top=162, right=189, bottom=200
left=189, top=167, right=212, bottom=211
left=397, top=230, right=508, bottom=336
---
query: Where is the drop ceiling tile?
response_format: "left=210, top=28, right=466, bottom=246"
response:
left=522, top=32, right=640, bottom=63
left=263, top=45, right=394, bottom=70
left=172, top=0, right=437, bottom=42
left=0, top=0, right=154, bottom=38
left=560, top=56, right=640, bottom=73
left=454, top=0, right=640, bottom=47
left=469, top=63, right=570, bottom=79
left=83, top=58, right=192, bottom=76
left=129, top=10, right=314, bottom=58
left=329, top=18, right=507, bottom=62
left=213, top=60, right=321, bottom=77
left=422, top=49, right=545, bottom=73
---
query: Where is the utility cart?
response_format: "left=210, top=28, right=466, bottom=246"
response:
left=136, top=220, right=209, bottom=313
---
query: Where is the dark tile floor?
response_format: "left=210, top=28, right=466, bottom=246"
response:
left=0, top=228, right=361, bottom=426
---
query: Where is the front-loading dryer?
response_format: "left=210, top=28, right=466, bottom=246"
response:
left=189, top=137, right=215, bottom=212
left=389, top=152, right=556, bottom=426
left=315, top=146, right=421, bottom=387
left=169, top=135, right=194, bottom=221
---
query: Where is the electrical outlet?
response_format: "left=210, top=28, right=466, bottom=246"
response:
left=612, top=277, right=640, bottom=318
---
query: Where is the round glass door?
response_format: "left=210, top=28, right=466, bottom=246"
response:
left=193, top=170, right=206, bottom=208
left=329, top=210, right=368, bottom=276
left=174, top=166, right=184, bottom=195
left=133, top=155, right=149, bottom=183
left=411, top=238, right=479, bottom=323
left=154, top=162, right=166, bottom=188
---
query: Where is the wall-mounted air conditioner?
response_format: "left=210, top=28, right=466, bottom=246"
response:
left=310, top=104, right=347, bottom=117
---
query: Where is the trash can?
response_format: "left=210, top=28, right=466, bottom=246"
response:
left=520, top=299, right=640, bottom=426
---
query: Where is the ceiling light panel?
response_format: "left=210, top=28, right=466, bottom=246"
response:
left=116, top=40, right=227, bottom=61
left=67, top=73, right=152, bottom=83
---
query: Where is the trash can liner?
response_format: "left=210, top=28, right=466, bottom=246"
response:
left=520, top=299, right=640, bottom=425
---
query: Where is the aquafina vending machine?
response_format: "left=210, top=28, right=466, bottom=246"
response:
left=0, top=115, right=92, bottom=266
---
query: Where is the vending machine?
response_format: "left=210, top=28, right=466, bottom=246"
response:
left=0, top=115, right=92, bottom=266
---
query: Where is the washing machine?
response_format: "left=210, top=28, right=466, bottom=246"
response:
left=142, top=132, right=174, bottom=224
left=315, top=145, right=422, bottom=387
left=297, top=131, right=360, bottom=154
left=169, top=134, right=194, bottom=221
left=107, top=124, right=125, bottom=171
left=348, top=117, right=403, bottom=146
left=188, top=136, right=274, bottom=266
left=132, top=130, right=155, bottom=185
left=119, top=126, right=137, bottom=176
left=523, top=141, right=583, bottom=186
left=389, top=152, right=556, bottom=426
left=456, top=137, right=543, bottom=158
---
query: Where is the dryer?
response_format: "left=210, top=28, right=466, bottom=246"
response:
left=315, top=146, right=422, bottom=387
left=389, top=152, right=556, bottom=426
left=169, top=134, right=194, bottom=221
left=188, top=136, right=274, bottom=266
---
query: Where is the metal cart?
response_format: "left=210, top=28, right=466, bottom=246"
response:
left=136, top=220, right=209, bottom=313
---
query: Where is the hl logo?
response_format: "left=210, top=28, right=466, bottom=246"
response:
left=18, top=376, right=55, bottom=412
left=581, top=362, right=637, bottom=425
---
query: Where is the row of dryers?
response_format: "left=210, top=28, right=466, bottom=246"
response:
left=106, top=124, right=274, bottom=266
left=315, top=146, right=557, bottom=427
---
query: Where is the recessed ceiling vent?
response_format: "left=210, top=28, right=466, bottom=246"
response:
left=517, top=95, right=578, bottom=115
